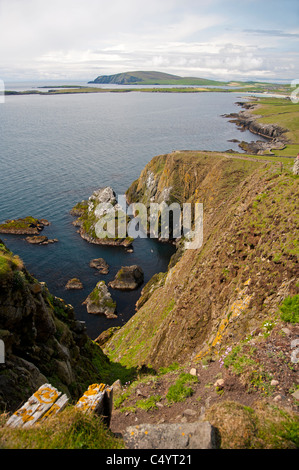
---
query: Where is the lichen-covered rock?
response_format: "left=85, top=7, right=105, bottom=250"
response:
left=83, top=281, right=117, bottom=318
left=123, top=421, right=218, bottom=449
left=109, top=265, right=144, bottom=291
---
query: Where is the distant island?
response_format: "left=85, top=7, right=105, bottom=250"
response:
left=88, top=70, right=227, bottom=86
left=5, top=70, right=291, bottom=96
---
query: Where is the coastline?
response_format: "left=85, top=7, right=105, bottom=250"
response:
left=224, top=98, right=291, bottom=156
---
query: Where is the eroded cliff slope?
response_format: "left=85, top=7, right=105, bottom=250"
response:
left=104, top=151, right=298, bottom=368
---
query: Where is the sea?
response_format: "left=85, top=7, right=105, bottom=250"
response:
left=0, top=82, right=265, bottom=339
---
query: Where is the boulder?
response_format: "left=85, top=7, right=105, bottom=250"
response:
left=109, top=265, right=144, bottom=291
left=83, top=281, right=117, bottom=318
left=89, top=258, right=109, bottom=274
left=123, top=421, right=218, bottom=449
left=65, top=278, right=83, bottom=290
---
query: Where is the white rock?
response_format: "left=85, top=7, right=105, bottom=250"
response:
left=214, top=379, right=224, bottom=388
left=271, top=380, right=279, bottom=387
left=190, top=368, right=197, bottom=376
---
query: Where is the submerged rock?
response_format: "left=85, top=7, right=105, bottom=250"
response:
left=65, top=278, right=83, bottom=290
left=89, top=258, right=109, bottom=274
left=26, top=235, right=48, bottom=244
left=83, top=281, right=117, bottom=318
left=109, top=265, right=144, bottom=291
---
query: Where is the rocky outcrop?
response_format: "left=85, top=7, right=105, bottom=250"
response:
left=89, top=258, right=109, bottom=274
left=0, top=217, right=50, bottom=235
left=26, top=235, right=58, bottom=245
left=83, top=281, right=117, bottom=318
left=0, top=241, right=113, bottom=412
left=109, top=265, right=144, bottom=291
left=65, top=278, right=83, bottom=290
left=70, top=187, right=133, bottom=248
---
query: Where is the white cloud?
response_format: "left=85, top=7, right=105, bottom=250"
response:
left=0, top=0, right=298, bottom=81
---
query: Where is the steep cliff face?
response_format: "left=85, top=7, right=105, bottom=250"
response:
left=104, top=151, right=298, bottom=369
left=0, top=241, right=115, bottom=412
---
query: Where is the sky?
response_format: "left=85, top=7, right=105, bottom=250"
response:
left=0, top=0, right=298, bottom=83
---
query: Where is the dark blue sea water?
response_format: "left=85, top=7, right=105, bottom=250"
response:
left=0, top=88, right=262, bottom=338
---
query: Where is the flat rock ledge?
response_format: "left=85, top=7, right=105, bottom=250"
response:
left=26, top=235, right=58, bottom=245
left=123, top=421, right=218, bottom=449
left=109, top=265, right=144, bottom=291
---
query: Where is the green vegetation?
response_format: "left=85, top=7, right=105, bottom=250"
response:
left=89, top=70, right=227, bottom=86
left=166, top=373, right=199, bottom=403
left=0, top=243, right=23, bottom=280
left=135, top=395, right=162, bottom=411
left=279, top=295, right=299, bottom=324
left=0, top=407, right=124, bottom=449
left=0, top=216, right=41, bottom=232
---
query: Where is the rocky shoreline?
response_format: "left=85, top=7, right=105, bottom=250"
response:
left=224, top=99, right=289, bottom=155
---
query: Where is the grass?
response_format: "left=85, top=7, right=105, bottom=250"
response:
left=205, top=400, right=299, bottom=449
left=250, top=97, right=299, bottom=153
left=0, top=243, right=24, bottom=281
left=136, top=395, right=162, bottom=411
left=279, top=295, right=299, bottom=324
left=0, top=407, right=124, bottom=449
left=222, top=343, right=276, bottom=395
left=0, top=216, right=40, bottom=231
left=166, top=373, right=199, bottom=403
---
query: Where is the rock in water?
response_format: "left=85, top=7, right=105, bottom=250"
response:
left=26, top=235, right=48, bottom=245
left=109, top=265, right=144, bottom=290
left=89, top=258, right=109, bottom=274
left=83, top=281, right=117, bottom=318
left=26, top=236, right=58, bottom=245
left=70, top=186, right=133, bottom=248
left=65, top=278, right=83, bottom=290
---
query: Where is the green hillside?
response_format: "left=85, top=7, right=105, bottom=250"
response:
left=88, top=70, right=226, bottom=85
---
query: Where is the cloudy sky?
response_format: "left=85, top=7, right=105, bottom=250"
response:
left=0, top=0, right=298, bottom=82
